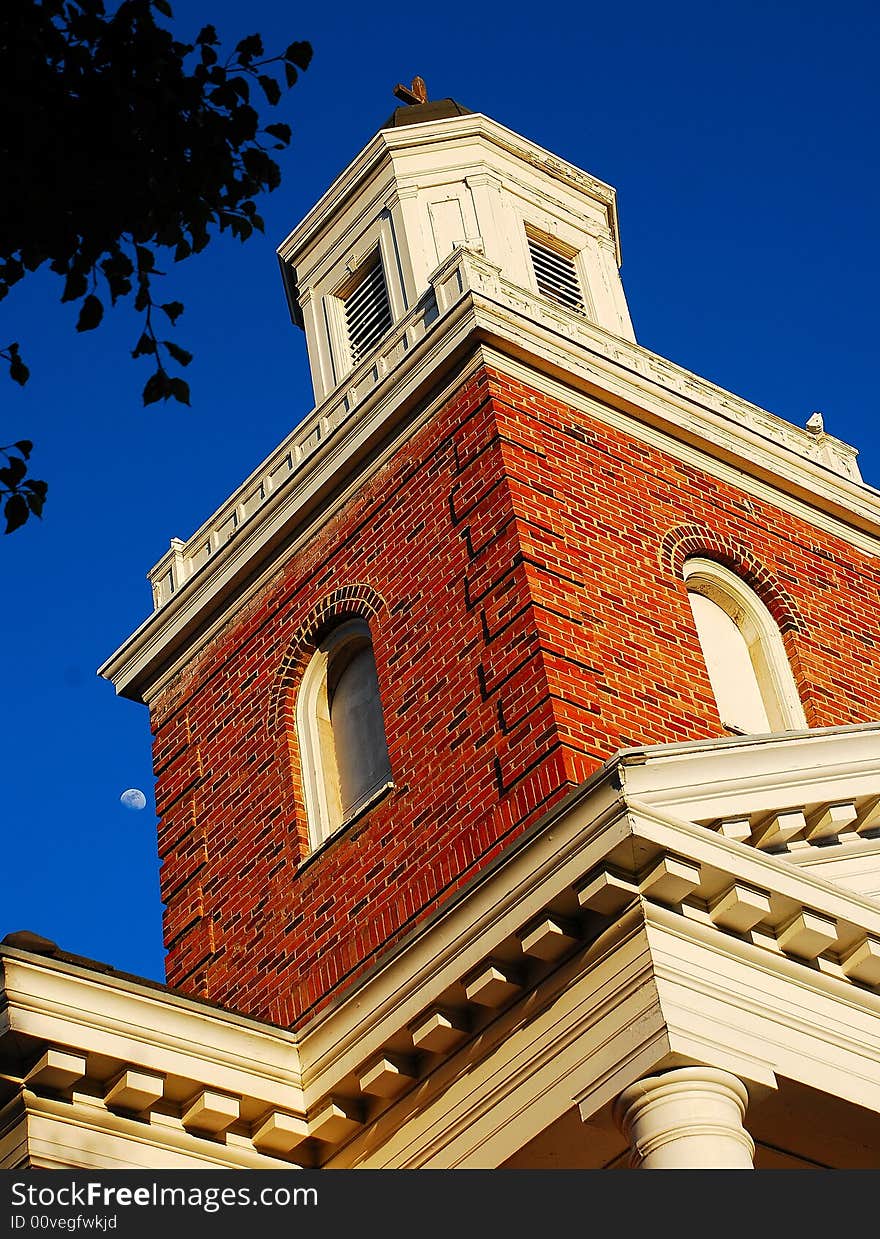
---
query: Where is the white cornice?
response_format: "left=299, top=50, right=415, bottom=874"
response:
left=297, top=729, right=880, bottom=1079
left=615, top=722, right=880, bottom=818
left=0, top=949, right=302, bottom=1109
left=99, top=248, right=878, bottom=704
left=11, top=1094, right=293, bottom=1170
left=5, top=726, right=880, bottom=1166
left=276, top=113, right=620, bottom=270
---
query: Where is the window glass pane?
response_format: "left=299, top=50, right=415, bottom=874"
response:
left=688, top=591, right=770, bottom=733
left=329, top=646, right=392, bottom=819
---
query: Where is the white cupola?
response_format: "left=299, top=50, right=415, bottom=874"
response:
left=277, top=93, right=635, bottom=404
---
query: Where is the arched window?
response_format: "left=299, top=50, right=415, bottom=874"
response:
left=297, top=618, right=393, bottom=851
left=683, top=558, right=806, bottom=735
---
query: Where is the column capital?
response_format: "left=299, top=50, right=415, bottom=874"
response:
left=614, top=1066, right=754, bottom=1169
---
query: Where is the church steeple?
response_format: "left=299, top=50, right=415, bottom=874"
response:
left=277, top=91, right=634, bottom=404
left=82, top=86, right=880, bottom=1174
left=101, top=87, right=871, bottom=1051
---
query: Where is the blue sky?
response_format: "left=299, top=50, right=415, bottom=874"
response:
left=2, top=0, right=878, bottom=982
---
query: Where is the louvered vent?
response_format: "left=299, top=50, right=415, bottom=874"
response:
left=527, top=235, right=584, bottom=313
left=343, top=258, right=393, bottom=364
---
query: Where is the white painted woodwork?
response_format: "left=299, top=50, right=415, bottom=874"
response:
left=710, top=884, right=772, bottom=934
left=358, top=1057, right=415, bottom=1098
left=279, top=112, right=634, bottom=406
left=25, top=1049, right=87, bottom=1091
left=577, top=869, right=638, bottom=915
left=103, top=1067, right=164, bottom=1112
left=776, top=910, right=838, bottom=960
left=181, top=1089, right=240, bottom=1134
left=689, top=593, right=770, bottom=732
left=463, top=964, right=520, bottom=1008
left=6, top=722, right=880, bottom=1171
left=685, top=558, right=807, bottom=736
left=751, top=810, right=807, bottom=850
left=518, top=917, right=579, bottom=961
left=614, top=1067, right=755, bottom=1169
left=251, top=1110, right=310, bottom=1155
left=807, top=802, right=858, bottom=841
left=840, top=936, right=880, bottom=986
left=639, top=856, right=700, bottom=904
left=309, top=1101, right=361, bottom=1143
left=718, top=817, right=752, bottom=842
left=410, top=1010, right=468, bottom=1054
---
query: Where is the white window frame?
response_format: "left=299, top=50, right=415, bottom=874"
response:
left=524, top=223, right=586, bottom=314
left=684, top=557, right=807, bottom=734
left=335, top=250, right=393, bottom=371
left=321, top=225, right=404, bottom=386
left=296, top=618, right=393, bottom=853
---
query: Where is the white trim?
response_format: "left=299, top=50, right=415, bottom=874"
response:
left=7, top=724, right=880, bottom=1167
left=277, top=113, right=621, bottom=273
left=296, top=618, right=391, bottom=852
left=100, top=250, right=878, bottom=703
left=523, top=223, right=588, bottom=315
left=683, top=556, right=808, bottom=734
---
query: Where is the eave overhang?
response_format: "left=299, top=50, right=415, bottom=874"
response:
left=276, top=112, right=622, bottom=278
left=5, top=726, right=880, bottom=1167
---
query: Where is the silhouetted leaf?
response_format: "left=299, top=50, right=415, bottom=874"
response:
left=285, top=41, right=312, bottom=69
left=235, top=33, right=263, bottom=61
left=8, top=348, right=30, bottom=386
left=14, top=441, right=33, bottom=459
left=132, top=332, right=157, bottom=358
left=160, top=301, right=185, bottom=324
left=4, top=494, right=29, bottom=534
left=265, top=122, right=291, bottom=145
left=210, top=81, right=238, bottom=109
left=105, top=275, right=132, bottom=304
left=2, top=258, right=24, bottom=286
left=164, top=341, right=192, bottom=367
left=76, top=295, right=104, bottom=332
left=61, top=271, right=88, bottom=303
left=25, top=488, right=46, bottom=517
left=0, top=2, right=311, bottom=530
left=135, top=246, right=155, bottom=273
left=143, top=370, right=170, bottom=406
left=168, top=377, right=191, bottom=405
left=0, top=456, right=27, bottom=488
left=258, top=75, right=281, bottom=105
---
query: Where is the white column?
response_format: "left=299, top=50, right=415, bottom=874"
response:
left=613, top=1067, right=754, bottom=1169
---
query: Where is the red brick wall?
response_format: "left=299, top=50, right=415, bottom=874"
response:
left=150, top=362, right=880, bottom=1027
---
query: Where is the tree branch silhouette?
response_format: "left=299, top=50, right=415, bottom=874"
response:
left=1, top=0, right=311, bottom=532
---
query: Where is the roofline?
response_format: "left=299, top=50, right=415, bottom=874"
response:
left=276, top=111, right=621, bottom=272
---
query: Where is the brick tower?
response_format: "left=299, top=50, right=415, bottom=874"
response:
left=84, top=92, right=880, bottom=1169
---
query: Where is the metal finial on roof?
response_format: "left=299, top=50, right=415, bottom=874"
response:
left=393, top=76, right=428, bottom=106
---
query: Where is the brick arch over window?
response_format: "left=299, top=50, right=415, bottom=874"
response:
left=267, top=583, right=388, bottom=735
left=659, top=524, right=808, bottom=636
